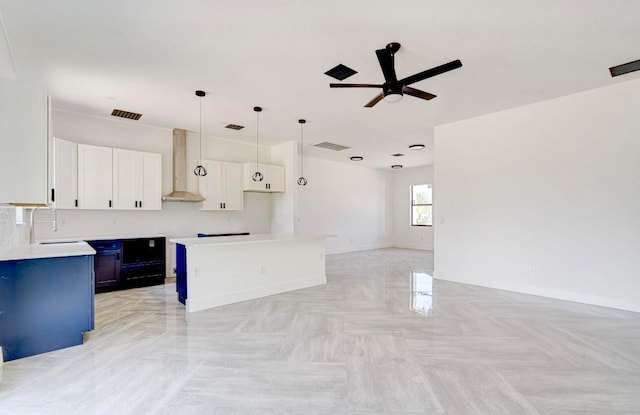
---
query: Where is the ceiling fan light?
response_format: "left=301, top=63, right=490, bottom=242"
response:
left=383, top=92, right=403, bottom=103
left=409, top=144, right=426, bottom=150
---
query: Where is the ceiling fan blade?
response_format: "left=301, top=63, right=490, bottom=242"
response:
left=364, top=92, right=384, bottom=107
left=375, top=48, right=398, bottom=82
left=403, top=86, right=436, bottom=100
left=400, top=59, right=462, bottom=86
left=330, top=83, right=383, bottom=88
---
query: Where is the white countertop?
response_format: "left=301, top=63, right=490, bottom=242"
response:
left=170, top=233, right=333, bottom=247
left=38, top=234, right=165, bottom=243
left=0, top=241, right=96, bottom=262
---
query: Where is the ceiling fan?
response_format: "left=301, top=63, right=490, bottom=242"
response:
left=330, top=42, right=462, bottom=107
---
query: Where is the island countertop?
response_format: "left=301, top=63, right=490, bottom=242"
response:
left=169, top=233, right=333, bottom=247
left=0, top=241, right=95, bottom=262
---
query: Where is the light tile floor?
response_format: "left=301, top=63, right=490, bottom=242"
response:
left=1, top=248, right=640, bottom=414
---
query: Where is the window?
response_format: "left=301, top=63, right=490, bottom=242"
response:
left=411, top=184, right=432, bottom=226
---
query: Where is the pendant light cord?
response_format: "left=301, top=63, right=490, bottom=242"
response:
left=256, top=110, right=260, bottom=170
left=199, top=97, right=203, bottom=164
left=300, top=122, right=304, bottom=176
left=297, top=119, right=308, bottom=186
left=193, top=90, right=207, bottom=176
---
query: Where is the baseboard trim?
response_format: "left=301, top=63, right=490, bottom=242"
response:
left=326, top=243, right=391, bottom=255
left=389, top=243, right=432, bottom=251
left=434, top=271, right=640, bottom=314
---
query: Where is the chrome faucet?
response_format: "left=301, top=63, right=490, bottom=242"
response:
left=29, top=206, right=57, bottom=244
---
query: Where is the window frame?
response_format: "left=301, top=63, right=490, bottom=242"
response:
left=410, top=184, right=432, bottom=227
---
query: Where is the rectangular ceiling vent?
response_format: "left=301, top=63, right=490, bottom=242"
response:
left=609, top=58, right=640, bottom=77
left=313, top=141, right=351, bottom=151
left=225, top=123, right=245, bottom=130
left=111, top=109, right=142, bottom=120
left=324, top=64, right=358, bottom=81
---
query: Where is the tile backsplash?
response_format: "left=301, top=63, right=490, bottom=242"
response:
left=0, top=206, right=16, bottom=249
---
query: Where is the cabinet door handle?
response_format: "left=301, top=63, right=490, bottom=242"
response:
left=109, top=200, right=112, bottom=208
left=223, top=202, right=226, bottom=209
left=219, top=203, right=222, bottom=209
left=75, top=199, right=78, bottom=208
left=139, top=201, right=142, bottom=208
left=51, top=188, right=55, bottom=202
left=135, top=201, right=138, bottom=208
left=116, top=253, right=120, bottom=261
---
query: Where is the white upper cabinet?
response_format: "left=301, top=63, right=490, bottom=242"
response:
left=243, top=162, right=285, bottom=193
left=113, top=148, right=162, bottom=210
left=266, top=164, right=285, bottom=192
left=200, top=160, right=244, bottom=211
left=139, top=152, right=162, bottom=210
left=58, top=142, right=161, bottom=211
left=52, top=137, right=78, bottom=209
left=112, top=148, right=137, bottom=210
left=77, top=144, right=113, bottom=209
left=0, top=78, right=49, bottom=205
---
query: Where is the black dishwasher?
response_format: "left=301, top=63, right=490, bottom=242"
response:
left=120, top=237, right=166, bottom=288
left=88, top=240, right=122, bottom=293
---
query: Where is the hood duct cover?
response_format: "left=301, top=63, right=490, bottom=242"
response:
left=162, top=128, right=206, bottom=202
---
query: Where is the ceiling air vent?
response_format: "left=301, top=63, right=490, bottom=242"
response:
left=111, top=109, right=142, bottom=120
left=225, top=123, right=245, bottom=130
left=324, top=64, right=357, bottom=81
left=609, top=58, right=640, bottom=77
left=313, top=142, right=351, bottom=151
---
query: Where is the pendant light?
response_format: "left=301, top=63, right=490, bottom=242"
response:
left=193, top=90, right=207, bottom=177
left=297, top=119, right=308, bottom=186
left=252, top=106, right=263, bottom=182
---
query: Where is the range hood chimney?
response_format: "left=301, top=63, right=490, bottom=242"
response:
left=162, top=128, right=206, bottom=202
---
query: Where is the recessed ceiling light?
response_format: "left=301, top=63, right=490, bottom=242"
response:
left=350, top=156, right=363, bottom=161
left=408, top=144, right=425, bottom=150
left=391, top=164, right=403, bottom=169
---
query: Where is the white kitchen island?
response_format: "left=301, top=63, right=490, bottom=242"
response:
left=169, top=234, right=331, bottom=313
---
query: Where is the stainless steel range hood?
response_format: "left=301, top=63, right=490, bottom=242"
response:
left=162, top=128, right=205, bottom=202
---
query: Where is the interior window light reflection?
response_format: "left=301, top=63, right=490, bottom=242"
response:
left=411, top=271, right=433, bottom=315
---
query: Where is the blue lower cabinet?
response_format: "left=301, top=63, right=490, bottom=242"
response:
left=175, top=244, right=187, bottom=305
left=175, top=233, right=249, bottom=306
left=0, top=255, right=94, bottom=362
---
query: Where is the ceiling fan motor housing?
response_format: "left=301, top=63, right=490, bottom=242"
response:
left=383, top=83, right=403, bottom=97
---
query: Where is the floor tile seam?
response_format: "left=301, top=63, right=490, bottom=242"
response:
left=88, top=312, right=165, bottom=342
left=540, top=318, right=640, bottom=370
left=142, top=360, right=208, bottom=415
left=417, top=363, right=544, bottom=415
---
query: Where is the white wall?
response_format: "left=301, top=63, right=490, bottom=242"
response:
left=0, top=15, right=17, bottom=79
left=434, top=77, right=640, bottom=312
left=296, top=156, right=392, bottom=254
left=391, top=165, right=434, bottom=250
left=270, top=140, right=296, bottom=234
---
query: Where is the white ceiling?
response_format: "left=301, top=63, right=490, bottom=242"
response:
left=1, top=0, right=639, bottom=169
